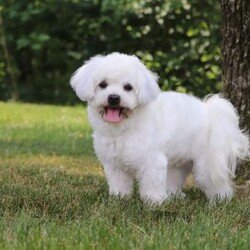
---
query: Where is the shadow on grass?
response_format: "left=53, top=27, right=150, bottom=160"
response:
left=0, top=163, right=210, bottom=225
left=1, top=159, right=249, bottom=232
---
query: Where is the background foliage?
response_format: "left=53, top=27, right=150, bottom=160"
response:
left=0, top=0, right=221, bottom=104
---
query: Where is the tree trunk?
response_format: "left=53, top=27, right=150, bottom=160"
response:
left=221, top=0, right=250, bottom=179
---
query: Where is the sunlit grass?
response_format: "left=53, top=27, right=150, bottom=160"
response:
left=0, top=102, right=93, bottom=156
left=0, top=102, right=249, bottom=250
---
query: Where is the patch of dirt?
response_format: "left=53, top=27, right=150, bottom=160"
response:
left=184, top=175, right=250, bottom=198
left=235, top=180, right=250, bottom=197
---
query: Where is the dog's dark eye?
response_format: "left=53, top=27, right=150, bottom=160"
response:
left=124, top=83, right=133, bottom=91
left=99, top=81, right=108, bottom=89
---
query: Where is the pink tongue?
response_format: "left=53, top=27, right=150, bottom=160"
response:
left=104, top=108, right=122, bottom=123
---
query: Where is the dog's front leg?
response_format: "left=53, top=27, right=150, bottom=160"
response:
left=103, top=165, right=133, bottom=197
left=138, top=154, right=168, bottom=204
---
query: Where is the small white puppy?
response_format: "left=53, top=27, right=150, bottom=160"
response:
left=71, top=52, right=249, bottom=203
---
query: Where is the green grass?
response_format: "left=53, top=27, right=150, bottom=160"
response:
left=0, top=102, right=249, bottom=250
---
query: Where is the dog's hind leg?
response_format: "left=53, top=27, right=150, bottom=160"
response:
left=193, top=156, right=233, bottom=202
left=197, top=94, right=249, bottom=202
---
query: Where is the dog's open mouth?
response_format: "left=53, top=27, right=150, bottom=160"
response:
left=102, top=106, right=129, bottom=123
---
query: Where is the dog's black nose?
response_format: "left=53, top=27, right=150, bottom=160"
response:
left=108, top=94, right=120, bottom=106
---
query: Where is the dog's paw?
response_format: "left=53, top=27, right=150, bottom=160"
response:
left=140, top=192, right=170, bottom=205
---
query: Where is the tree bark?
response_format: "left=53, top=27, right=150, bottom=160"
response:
left=221, top=0, right=250, bottom=179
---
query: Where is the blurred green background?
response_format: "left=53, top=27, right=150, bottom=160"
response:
left=0, top=0, right=221, bottom=104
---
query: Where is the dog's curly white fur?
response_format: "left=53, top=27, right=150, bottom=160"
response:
left=71, top=52, right=249, bottom=203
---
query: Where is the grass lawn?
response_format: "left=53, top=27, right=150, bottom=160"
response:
left=0, top=102, right=249, bottom=250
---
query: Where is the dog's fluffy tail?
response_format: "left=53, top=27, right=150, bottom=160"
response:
left=204, top=94, right=249, bottom=183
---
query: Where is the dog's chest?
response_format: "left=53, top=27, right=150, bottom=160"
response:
left=94, top=134, right=144, bottom=168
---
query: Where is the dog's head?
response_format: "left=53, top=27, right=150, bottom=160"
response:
left=70, top=52, right=160, bottom=123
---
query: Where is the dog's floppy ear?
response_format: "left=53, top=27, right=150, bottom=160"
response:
left=137, top=62, right=160, bottom=105
left=70, top=55, right=103, bottom=102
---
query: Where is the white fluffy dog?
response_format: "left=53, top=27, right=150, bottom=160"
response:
left=71, top=52, right=249, bottom=203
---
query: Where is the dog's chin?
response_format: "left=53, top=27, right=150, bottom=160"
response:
left=99, top=105, right=131, bottom=124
